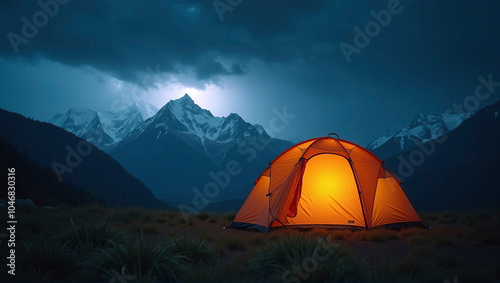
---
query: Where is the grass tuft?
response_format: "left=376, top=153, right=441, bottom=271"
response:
left=59, top=220, right=127, bottom=254
left=247, top=234, right=364, bottom=282
left=20, top=240, right=76, bottom=281
left=83, top=239, right=185, bottom=282
left=166, top=237, right=218, bottom=266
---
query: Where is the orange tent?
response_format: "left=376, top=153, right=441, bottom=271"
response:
left=229, top=134, right=427, bottom=232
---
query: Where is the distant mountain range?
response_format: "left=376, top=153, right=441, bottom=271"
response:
left=109, top=94, right=292, bottom=203
left=384, top=100, right=500, bottom=211
left=0, top=108, right=168, bottom=209
left=366, top=111, right=472, bottom=160
left=50, top=94, right=292, bottom=204
left=50, top=102, right=158, bottom=149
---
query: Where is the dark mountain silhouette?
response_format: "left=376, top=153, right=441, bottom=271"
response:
left=0, top=134, right=98, bottom=207
left=0, top=108, right=169, bottom=209
left=385, top=100, right=500, bottom=211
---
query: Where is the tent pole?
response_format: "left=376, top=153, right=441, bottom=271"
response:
left=332, top=137, right=370, bottom=229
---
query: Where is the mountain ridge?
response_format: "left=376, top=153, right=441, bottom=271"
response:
left=49, top=101, right=159, bottom=149
left=367, top=111, right=472, bottom=160
left=0, top=108, right=168, bottom=209
left=384, top=100, right=500, bottom=211
left=109, top=94, right=293, bottom=203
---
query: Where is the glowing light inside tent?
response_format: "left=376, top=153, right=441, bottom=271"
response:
left=288, top=154, right=365, bottom=225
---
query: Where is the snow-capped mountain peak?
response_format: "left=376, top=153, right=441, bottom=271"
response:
left=397, top=111, right=472, bottom=148
left=367, top=110, right=473, bottom=159
left=121, top=94, right=273, bottom=164
left=107, top=95, right=294, bottom=205
left=50, top=108, right=100, bottom=137
left=127, top=101, right=159, bottom=120
left=49, top=101, right=159, bottom=149
left=149, top=94, right=262, bottom=144
left=177, top=93, right=195, bottom=105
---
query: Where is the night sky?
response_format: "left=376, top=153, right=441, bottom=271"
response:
left=1, top=0, right=499, bottom=145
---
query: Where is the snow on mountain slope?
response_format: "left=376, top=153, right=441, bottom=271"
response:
left=166, top=94, right=226, bottom=141
left=366, top=128, right=396, bottom=150
left=366, top=136, right=391, bottom=150
left=134, top=94, right=266, bottom=146
left=114, top=94, right=282, bottom=167
left=50, top=108, right=99, bottom=137
left=109, top=94, right=292, bottom=203
left=368, top=111, right=472, bottom=159
left=165, top=94, right=264, bottom=143
left=49, top=101, right=158, bottom=149
left=441, top=112, right=472, bottom=131
left=129, top=101, right=159, bottom=120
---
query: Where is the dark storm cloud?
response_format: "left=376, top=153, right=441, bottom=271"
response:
left=0, top=1, right=399, bottom=89
left=2, top=0, right=499, bottom=94
left=0, top=0, right=330, bottom=88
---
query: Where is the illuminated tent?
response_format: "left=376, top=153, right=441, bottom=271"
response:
left=229, top=134, right=427, bottom=232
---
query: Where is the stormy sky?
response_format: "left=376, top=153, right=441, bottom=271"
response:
left=1, top=0, right=499, bottom=145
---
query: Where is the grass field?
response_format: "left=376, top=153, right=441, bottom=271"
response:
left=1, top=206, right=499, bottom=282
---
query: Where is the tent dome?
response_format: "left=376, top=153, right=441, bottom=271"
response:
left=229, top=134, right=426, bottom=232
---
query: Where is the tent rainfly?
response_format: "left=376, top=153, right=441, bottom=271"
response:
left=229, top=134, right=428, bottom=232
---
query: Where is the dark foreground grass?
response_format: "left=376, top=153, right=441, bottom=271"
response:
left=3, top=206, right=499, bottom=282
left=247, top=233, right=364, bottom=282
left=59, top=220, right=128, bottom=254
left=19, top=240, right=76, bottom=281
left=82, top=238, right=185, bottom=282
